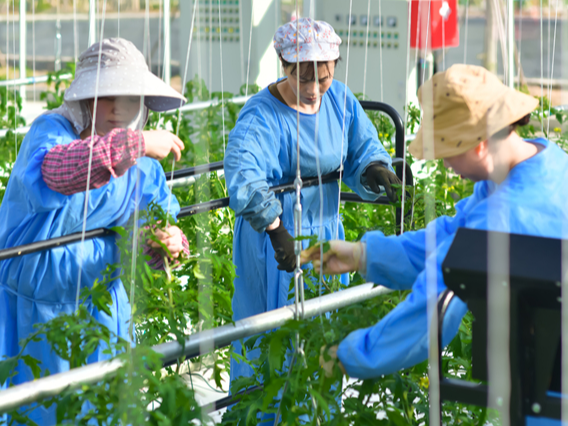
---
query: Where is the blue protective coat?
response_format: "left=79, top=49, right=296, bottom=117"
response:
left=0, top=114, right=180, bottom=425
left=224, top=80, right=393, bottom=392
left=337, top=138, right=568, bottom=391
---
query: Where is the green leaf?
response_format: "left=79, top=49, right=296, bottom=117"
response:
left=0, top=357, right=18, bottom=385
left=21, top=354, right=42, bottom=379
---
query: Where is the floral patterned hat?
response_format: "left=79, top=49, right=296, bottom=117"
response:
left=273, top=18, right=342, bottom=63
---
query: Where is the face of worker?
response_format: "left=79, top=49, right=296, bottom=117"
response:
left=284, top=61, right=335, bottom=106
left=88, top=96, right=142, bottom=136
left=443, top=142, right=490, bottom=182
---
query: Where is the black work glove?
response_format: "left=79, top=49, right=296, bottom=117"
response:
left=364, top=163, right=402, bottom=202
left=266, top=220, right=296, bottom=272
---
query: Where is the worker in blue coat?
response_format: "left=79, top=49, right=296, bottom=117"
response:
left=0, top=38, right=188, bottom=425
left=302, top=64, right=568, bottom=426
left=224, top=18, right=398, bottom=397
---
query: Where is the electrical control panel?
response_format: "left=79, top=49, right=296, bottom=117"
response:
left=313, top=0, right=417, bottom=115
left=179, top=0, right=282, bottom=96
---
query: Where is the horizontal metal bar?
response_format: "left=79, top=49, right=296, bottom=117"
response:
left=204, top=385, right=264, bottom=412
left=0, top=73, right=73, bottom=88
left=0, top=125, right=31, bottom=138
left=164, top=160, right=224, bottom=181
left=165, top=95, right=252, bottom=115
left=0, top=160, right=412, bottom=261
left=0, top=228, right=115, bottom=261
left=0, top=283, right=392, bottom=414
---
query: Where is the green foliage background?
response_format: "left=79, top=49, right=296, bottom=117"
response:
left=0, top=68, right=565, bottom=425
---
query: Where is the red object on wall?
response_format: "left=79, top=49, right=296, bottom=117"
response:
left=410, top=0, right=459, bottom=50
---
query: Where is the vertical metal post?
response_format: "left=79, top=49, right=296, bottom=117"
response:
left=163, top=0, right=171, bottom=85
left=19, top=0, right=26, bottom=103
left=507, top=0, right=515, bottom=87
left=89, top=0, right=97, bottom=46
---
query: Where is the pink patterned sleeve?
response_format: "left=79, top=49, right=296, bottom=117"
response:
left=145, top=231, right=190, bottom=271
left=41, top=128, right=145, bottom=195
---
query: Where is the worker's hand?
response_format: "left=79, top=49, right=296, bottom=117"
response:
left=301, top=240, right=365, bottom=275
left=143, top=130, right=184, bottom=162
left=320, top=345, right=346, bottom=378
left=148, top=225, right=185, bottom=259
left=266, top=219, right=296, bottom=272
left=364, top=163, right=401, bottom=202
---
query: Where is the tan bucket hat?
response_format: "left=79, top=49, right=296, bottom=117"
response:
left=408, top=64, right=539, bottom=160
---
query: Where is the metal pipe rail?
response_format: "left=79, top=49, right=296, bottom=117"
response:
left=0, top=283, right=392, bottom=414
left=0, top=73, right=73, bottom=88
left=0, top=159, right=412, bottom=261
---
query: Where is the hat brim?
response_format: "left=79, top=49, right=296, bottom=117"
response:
left=409, top=89, right=539, bottom=160
left=64, top=68, right=186, bottom=112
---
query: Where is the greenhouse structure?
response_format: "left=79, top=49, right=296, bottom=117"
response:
left=0, top=0, right=566, bottom=425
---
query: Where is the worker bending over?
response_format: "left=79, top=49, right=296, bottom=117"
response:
left=302, top=64, right=568, bottom=380
left=0, top=38, right=188, bottom=425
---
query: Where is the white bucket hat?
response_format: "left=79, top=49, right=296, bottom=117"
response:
left=44, top=37, right=186, bottom=134
left=65, top=37, right=186, bottom=111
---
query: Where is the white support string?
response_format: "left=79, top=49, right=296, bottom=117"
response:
left=157, top=0, right=163, bottom=79
left=378, top=0, right=383, bottom=101
left=547, top=0, right=558, bottom=136
left=362, top=0, right=371, bottom=97
left=165, top=0, right=197, bottom=219
left=539, top=0, right=543, bottom=132
left=335, top=0, right=353, bottom=240
left=73, top=0, right=78, bottom=63
left=518, top=0, right=523, bottom=88
left=208, top=0, right=212, bottom=99
left=5, top=0, right=9, bottom=124
left=218, top=0, right=226, bottom=152
left=74, top=0, right=108, bottom=313
left=400, top=0, right=414, bottom=235
left=32, top=0, right=36, bottom=101
left=244, top=4, right=253, bottom=97
left=117, top=0, right=120, bottom=37
left=292, top=6, right=304, bottom=321
left=127, top=0, right=151, bottom=349
left=11, top=0, right=16, bottom=157
left=463, top=0, right=469, bottom=63
left=238, top=0, right=245, bottom=85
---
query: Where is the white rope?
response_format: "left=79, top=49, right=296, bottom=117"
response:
left=400, top=0, right=415, bottom=235
left=73, top=0, right=78, bottom=63
left=117, top=0, right=120, bottom=37
left=165, top=0, right=197, bottom=219
left=5, top=0, right=8, bottom=124
left=335, top=0, right=353, bottom=240
left=208, top=0, right=212, bottom=99
left=463, top=0, right=469, bottom=63
left=238, top=0, right=245, bottom=85
left=32, top=0, right=36, bottom=101
left=129, top=0, right=151, bottom=345
left=157, top=0, right=163, bottom=79
left=11, top=0, right=16, bottom=157
left=540, top=0, right=543, bottom=133
left=378, top=0, right=383, bottom=101
left=244, top=4, right=253, bottom=97
left=75, top=0, right=108, bottom=313
left=293, top=6, right=303, bottom=320
left=518, top=0, right=523, bottom=88
left=362, top=0, right=371, bottom=97
left=218, top=0, right=226, bottom=152
left=547, top=0, right=559, bottom=136
left=547, top=0, right=551, bottom=132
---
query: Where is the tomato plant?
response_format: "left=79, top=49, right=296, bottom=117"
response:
left=0, top=69, right=559, bottom=425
